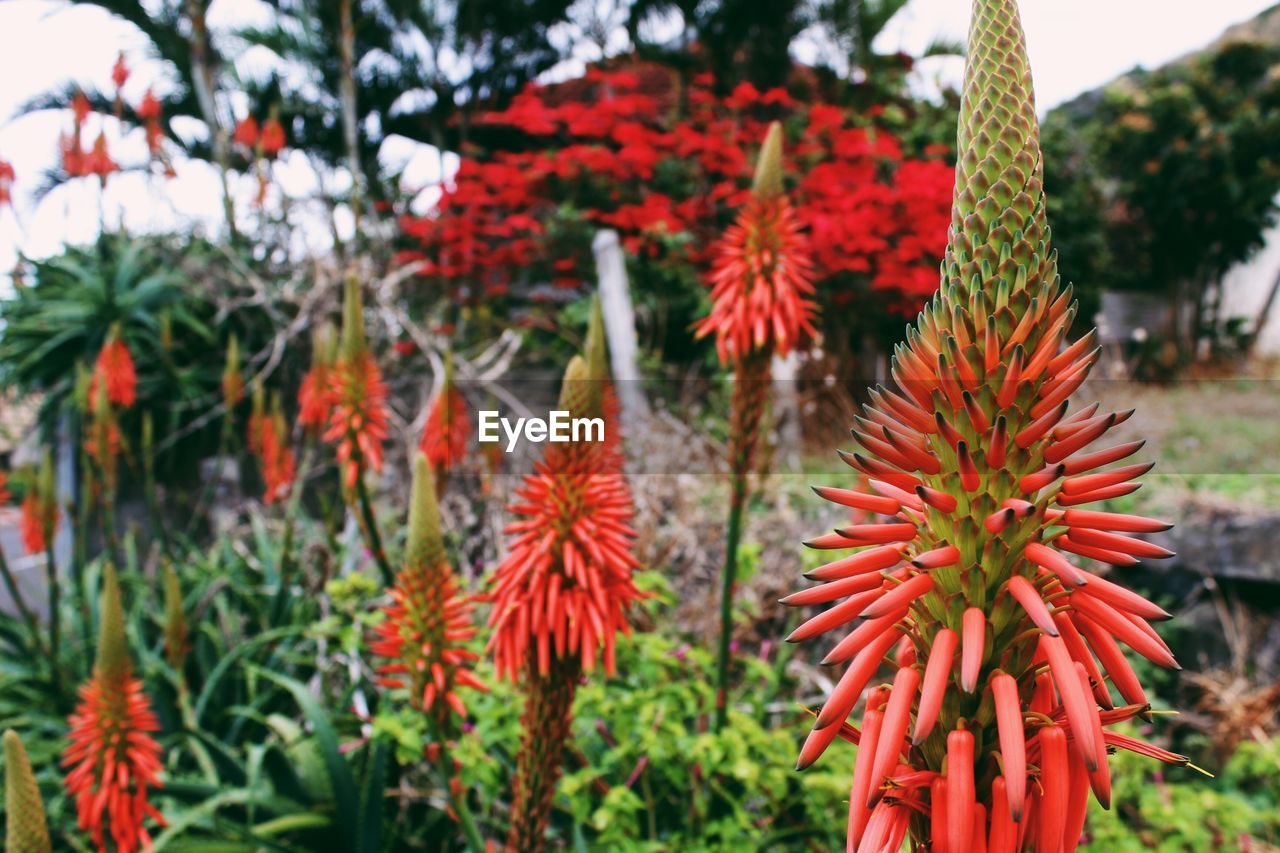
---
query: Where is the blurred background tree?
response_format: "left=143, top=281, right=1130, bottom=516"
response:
left=1043, top=38, right=1280, bottom=365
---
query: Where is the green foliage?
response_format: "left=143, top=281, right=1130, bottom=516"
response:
left=1087, top=732, right=1280, bottom=850
left=1044, top=38, right=1280, bottom=356
left=0, top=234, right=206, bottom=412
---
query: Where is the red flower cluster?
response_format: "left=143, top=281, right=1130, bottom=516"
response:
left=298, top=365, right=333, bottom=429
left=234, top=114, right=286, bottom=158
left=92, top=335, right=138, bottom=409
left=234, top=116, right=260, bottom=149
left=371, top=455, right=484, bottom=721
left=137, top=89, right=164, bottom=156
left=64, top=564, right=165, bottom=853
left=298, top=323, right=337, bottom=430
left=20, top=459, right=57, bottom=556
left=325, top=352, right=389, bottom=490
left=111, top=53, right=129, bottom=91
left=20, top=493, right=52, bottom=555
left=785, top=1, right=1192, bottom=848
left=487, top=354, right=641, bottom=680
left=246, top=389, right=294, bottom=504
left=419, top=374, right=469, bottom=478
left=399, top=64, right=952, bottom=315
left=261, top=413, right=295, bottom=505
left=0, top=158, right=14, bottom=208
left=323, top=281, right=390, bottom=490
left=695, top=192, right=817, bottom=363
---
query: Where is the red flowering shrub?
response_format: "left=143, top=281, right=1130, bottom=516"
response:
left=398, top=63, right=953, bottom=337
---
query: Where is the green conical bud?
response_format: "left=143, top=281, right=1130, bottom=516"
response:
left=312, top=320, right=338, bottom=368
left=95, top=562, right=130, bottom=682
left=224, top=333, right=240, bottom=383
left=3, top=729, right=52, bottom=853
left=752, top=121, right=785, bottom=200
left=92, top=368, right=111, bottom=421
left=251, top=381, right=265, bottom=422
left=406, top=454, right=445, bottom=568
left=943, top=0, right=1053, bottom=307
left=73, top=362, right=93, bottom=413
left=582, top=295, right=609, bottom=420
left=162, top=562, right=187, bottom=671
left=557, top=355, right=591, bottom=416
left=159, top=308, right=174, bottom=352
left=36, top=451, right=55, bottom=527
left=340, top=276, right=367, bottom=362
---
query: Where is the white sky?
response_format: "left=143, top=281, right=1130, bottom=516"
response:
left=1, top=0, right=1277, bottom=285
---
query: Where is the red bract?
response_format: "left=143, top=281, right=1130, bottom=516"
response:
left=785, top=1, right=1188, bottom=849
left=63, top=564, right=165, bottom=853
left=370, top=455, right=484, bottom=721
left=0, top=470, right=9, bottom=505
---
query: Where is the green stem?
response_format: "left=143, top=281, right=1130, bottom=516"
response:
left=0, top=544, right=44, bottom=655
left=44, top=544, right=61, bottom=672
left=436, top=733, right=485, bottom=853
left=69, top=494, right=93, bottom=663
left=100, top=493, right=123, bottom=569
left=354, top=476, right=394, bottom=586
left=143, top=444, right=172, bottom=561
left=186, top=415, right=232, bottom=538
left=271, top=445, right=314, bottom=624
left=714, top=476, right=748, bottom=733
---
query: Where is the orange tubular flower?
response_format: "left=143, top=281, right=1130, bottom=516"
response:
left=489, top=300, right=641, bottom=851
left=694, top=121, right=816, bottom=366
left=419, top=357, right=469, bottom=483
left=701, top=122, right=817, bottom=731
left=261, top=397, right=295, bottom=505
left=298, top=322, right=338, bottom=431
left=20, top=455, right=58, bottom=556
left=93, top=327, right=137, bottom=408
left=323, top=280, right=390, bottom=491
left=85, top=379, right=123, bottom=495
left=234, top=116, right=259, bottom=149
left=86, top=132, right=119, bottom=184
left=260, top=116, right=286, bottom=157
left=63, top=563, right=165, bottom=853
left=786, top=2, right=1189, bottom=850
left=0, top=157, right=14, bottom=207
left=371, top=454, right=483, bottom=721
left=111, top=53, right=129, bottom=91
